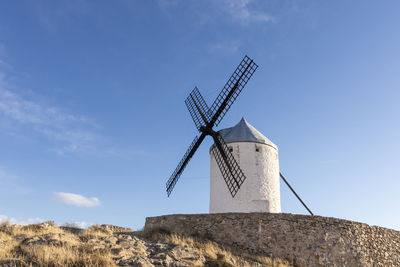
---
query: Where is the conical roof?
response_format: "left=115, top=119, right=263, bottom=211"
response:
left=217, top=118, right=277, bottom=149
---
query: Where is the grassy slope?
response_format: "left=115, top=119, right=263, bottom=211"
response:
left=0, top=221, right=297, bottom=267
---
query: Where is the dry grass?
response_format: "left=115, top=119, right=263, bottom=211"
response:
left=138, top=227, right=297, bottom=267
left=18, top=245, right=115, bottom=266
left=1, top=222, right=300, bottom=267
left=79, top=224, right=113, bottom=239
left=0, top=221, right=116, bottom=267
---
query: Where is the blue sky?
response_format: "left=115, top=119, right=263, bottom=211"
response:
left=0, top=0, right=399, bottom=230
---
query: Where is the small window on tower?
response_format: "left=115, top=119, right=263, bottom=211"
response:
left=255, top=146, right=260, bottom=152
left=229, top=147, right=233, bottom=152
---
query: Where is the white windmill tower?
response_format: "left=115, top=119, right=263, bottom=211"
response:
left=209, top=118, right=281, bottom=213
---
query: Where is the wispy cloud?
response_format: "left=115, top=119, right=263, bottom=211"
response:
left=0, top=86, right=97, bottom=154
left=0, top=167, right=30, bottom=194
left=0, top=214, right=43, bottom=225
left=223, top=0, right=273, bottom=24
left=0, top=88, right=87, bottom=125
left=157, top=0, right=273, bottom=25
left=0, top=66, right=98, bottom=155
left=32, top=0, right=90, bottom=31
left=54, top=192, right=101, bottom=207
left=208, top=40, right=241, bottom=54
left=0, top=44, right=136, bottom=158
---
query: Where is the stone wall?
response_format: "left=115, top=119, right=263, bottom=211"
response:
left=144, top=213, right=400, bottom=266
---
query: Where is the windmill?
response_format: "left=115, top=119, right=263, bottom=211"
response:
left=165, top=55, right=314, bottom=216
left=166, top=55, right=258, bottom=198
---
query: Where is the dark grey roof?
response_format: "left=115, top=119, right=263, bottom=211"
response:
left=216, top=118, right=277, bottom=149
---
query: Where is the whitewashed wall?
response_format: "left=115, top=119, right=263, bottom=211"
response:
left=209, top=142, right=281, bottom=213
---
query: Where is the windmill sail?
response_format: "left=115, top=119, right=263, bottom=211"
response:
left=208, top=56, right=258, bottom=127
left=211, top=134, right=246, bottom=197
left=166, top=134, right=206, bottom=196
left=166, top=55, right=258, bottom=197
left=185, top=87, right=210, bottom=130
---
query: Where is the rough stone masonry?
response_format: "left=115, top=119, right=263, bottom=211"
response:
left=145, top=213, right=400, bottom=266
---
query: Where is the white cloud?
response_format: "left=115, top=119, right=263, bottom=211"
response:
left=0, top=88, right=88, bottom=125
left=223, top=0, right=273, bottom=24
left=0, top=65, right=98, bottom=155
left=0, top=44, right=132, bottom=158
left=208, top=40, right=241, bottom=54
left=157, top=0, right=273, bottom=25
left=0, top=214, right=7, bottom=223
left=62, top=221, right=91, bottom=229
left=0, top=214, right=91, bottom=229
left=54, top=192, right=101, bottom=207
left=0, top=214, right=43, bottom=225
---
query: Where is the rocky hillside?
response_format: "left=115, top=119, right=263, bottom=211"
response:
left=0, top=222, right=295, bottom=267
